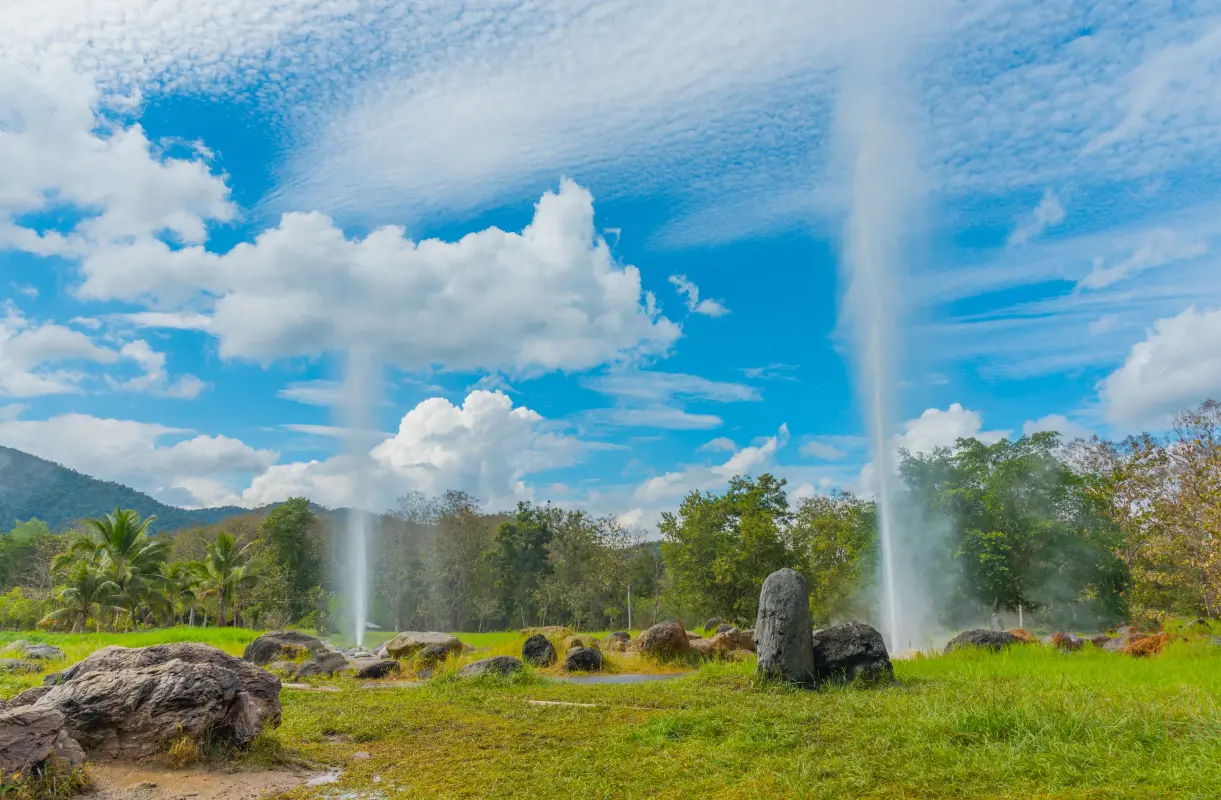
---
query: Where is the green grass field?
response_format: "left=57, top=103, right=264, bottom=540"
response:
left=3, top=629, right=1219, bottom=798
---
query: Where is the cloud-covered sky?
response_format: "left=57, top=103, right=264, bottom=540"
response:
left=2, top=0, right=1220, bottom=531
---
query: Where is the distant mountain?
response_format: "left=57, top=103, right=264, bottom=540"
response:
left=0, top=446, right=255, bottom=533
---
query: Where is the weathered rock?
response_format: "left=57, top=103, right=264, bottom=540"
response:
left=704, top=618, right=721, bottom=631
left=562, top=635, right=600, bottom=651
left=1103, top=634, right=1141, bottom=653
left=1042, top=632, right=1084, bottom=651
left=755, top=568, right=814, bottom=686
left=715, top=627, right=755, bottom=653
left=690, top=638, right=717, bottom=657
left=1, top=641, right=64, bottom=661
left=715, top=623, right=734, bottom=635
left=0, top=659, right=40, bottom=674
left=242, top=630, right=325, bottom=665
left=1125, top=632, right=1172, bottom=656
left=266, top=661, right=299, bottom=678
left=521, top=635, right=557, bottom=667
left=1006, top=628, right=1038, bottom=644
left=9, top=687, right=50, bottom=708
left=374, top=645, right=389, bottom=659
left=35, top=643, right=281, bottom=760
left=520, top=626, right=572, bottom=639
left=385, top=632, right=463, bottom=660
left=296, top=651, right=350, bottom=678
left=354, top=659, right=400, bottom=679
left=455, top=656, right=523, bottom=679
left=686, top=632, right=703, bottom=640
left=810, top=622, right=893, bottom=686
left=634, top=620, right=692, bottom=658
left=1087, top=634, right=1111, bottom=648
left=564, top=647, right=602, bottom=672
left=0, top=706, right=85, bottom=778
left=602, top=632, right=631, bottom=652
left=944, top=629, right=1020, bottom=654
left=416, top=644, right=453, bottom=667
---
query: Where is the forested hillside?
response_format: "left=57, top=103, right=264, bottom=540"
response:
left=0, top=446, right=250, bottom=532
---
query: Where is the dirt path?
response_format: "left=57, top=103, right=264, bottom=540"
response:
left=81, top=763, right=318, bottom=800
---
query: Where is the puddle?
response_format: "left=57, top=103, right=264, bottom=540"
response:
left=550, top=672, right=694, bottom=685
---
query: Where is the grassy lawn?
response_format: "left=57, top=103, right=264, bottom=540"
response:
left=3, top=629, right=1219, bottom=798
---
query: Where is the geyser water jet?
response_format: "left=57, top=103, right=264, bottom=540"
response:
left=835, top=35, right=932, bottom=654
left=339, top=347, right=379, bottom=648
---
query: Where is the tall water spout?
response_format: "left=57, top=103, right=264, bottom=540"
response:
left=340, top=347, right=378, bottom=648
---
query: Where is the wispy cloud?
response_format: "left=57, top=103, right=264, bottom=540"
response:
left=1007, top=189, right=1065, bottom=247
left=668, top=274, right=729, bottom=318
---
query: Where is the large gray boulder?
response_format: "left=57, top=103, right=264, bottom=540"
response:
left=811, top=622, right=893, bottom=686
left=755, top=568, right=815, bottom=687
left=0, top=706, right=85, bottom=778
left=455, top=656, right=523, bottom=679
left=385, top=632, right=464, bottom=659
left=521, top=634, right=557, bottom=667
left=1, top=641, right=65, bottom=661
left=34, top=643, right=281, bottom=761
left=634, top=621, right=691, bottom=658
left=944, top=629, right=1020, bottom=654
left=242, top=630, right=325, bottom=665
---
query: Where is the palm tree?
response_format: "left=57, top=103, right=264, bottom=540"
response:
left=40, top=560, right=123, bottom=633
left=195, top=532, right=259, bottom=628
left=55, top=508, right=171, bottom=629
left=163, top=560, right=202, bottom=626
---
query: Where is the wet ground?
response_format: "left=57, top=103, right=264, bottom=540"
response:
left=81, top=763, right=320, bottom=800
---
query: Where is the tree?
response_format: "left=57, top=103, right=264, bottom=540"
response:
left=660, top=474, right=794, bottom=623
left=486, top=503, right=553, bottom=627
left=195, top=531, right=259, bottom=628
left=40, top=560, right=122, bottom=633
left=162, top=560, right=202, bottom=626
left=56, top=508, right=170, bottom=628
left=790, top=492, right=875, bottom=625
left=257, top=498, right=323, bottom=622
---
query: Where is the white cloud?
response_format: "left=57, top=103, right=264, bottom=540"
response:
left=111, top=340, right=205, bottom=399
left=0, top=305, right=117, bottom=396
left=118, top=311, right=213, bottom=331
left=78, top=180, right=680, bottom=377
left=633, top=423, right=789, bottom=505
left=0, top=411, right=277, bottom=508
left=896, top=403, right=1009, bottom=455
left=1007, top=189, right=1065, bottom=247
left=742, top=364, right=800, bottom=381
left=581, top=369, right=757, bottom=430
left=800, top=440, right=848, bottom=460
left=668, top=274, right=729, bottom=318
left=698, top=436, right=737, bottom=452
left=583, top=406, right=723, bottom=431
left=1078, top=229, right=1208, bottom=291
left=1022, top=413, right=1092, bottom=441
left=1100, top=306, right=1221, bottom=428
left=243, top=390, right=581, bottom=511
left=277, top=380, right=343, bottom=407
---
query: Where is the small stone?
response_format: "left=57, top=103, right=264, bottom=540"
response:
left=351, top=751, right=371, bottom=760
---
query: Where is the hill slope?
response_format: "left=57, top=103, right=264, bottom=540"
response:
left=0, top=446, right=253, bottom=532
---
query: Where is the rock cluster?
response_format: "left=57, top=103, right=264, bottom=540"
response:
left=0, top=643, right=281, bottom=778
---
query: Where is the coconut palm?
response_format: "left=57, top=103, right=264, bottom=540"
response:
left=163, top=560, right=203, bottom=626
left=40, top=560, right=123, bottom=633
left=195, top=532, right=259, bottom=627
left=55, top=508, right=171, bottom=628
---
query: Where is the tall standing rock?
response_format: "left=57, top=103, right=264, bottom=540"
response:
left=755, top=568, right=814, bottom=687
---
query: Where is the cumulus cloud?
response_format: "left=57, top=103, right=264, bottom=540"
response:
left=0, top=305, right=117, bottom=396
left=243, top=390, right=582, bottom=511
left=0, top=411, right=276, bottom=507
left=896, top=403, right=1010, bottom=455
left=1008, top=189, right=1065, bottom=247
left=77, top=180, right=679, bottom=376
left=668, top=274, right=729, bottom=317
left=1100, top=306, right=1221, bottom=428
left=698, top=436, right=737, bottom=452
left=1022, top=413, right=1092, bottom=441
left=633, top=423, right=789, bottom=505
left=110, top=340, right=205, bottom=399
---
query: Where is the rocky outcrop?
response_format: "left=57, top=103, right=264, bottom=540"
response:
left=34, top=643, right=280, bottom=761
left=353, top=659, right=400, bottom=679
left=456, top=657, right=523, bottom=679
left=1, top=641, right=65, bottom=661
left=811, top=622, right=892, bottom=686
left=634, top=621, right=692, bottom=658
left=242, top=630, right=325, bottom=665
left=385, top=632, right=464, bottom=659
left=0, top=706, right=84, bottom=778
left=522, top=635, right=557, bottom=667
left=296, top=651, right=350, bottom=678
left=755, top=568, right=814, bottom=686
left=944, top=629, right=1020, bottom=654
left=564, top=647, right=602, bottom=672
left=1042, top=632, right=1084, bottom=651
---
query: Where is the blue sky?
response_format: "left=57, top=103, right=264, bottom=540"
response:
left=2, top=0, right=1220, bottom=530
